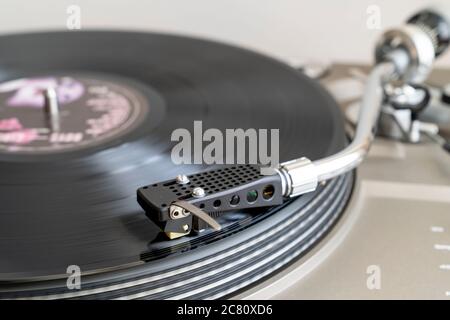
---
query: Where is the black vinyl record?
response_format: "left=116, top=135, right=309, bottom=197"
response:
left=0, top=31, right=349, bottom=297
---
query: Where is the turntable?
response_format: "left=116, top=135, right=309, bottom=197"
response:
left=0, top=7, right=449, bottom=300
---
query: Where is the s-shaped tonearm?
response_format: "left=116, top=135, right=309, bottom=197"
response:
left=137, top=7, right=450, bottom=239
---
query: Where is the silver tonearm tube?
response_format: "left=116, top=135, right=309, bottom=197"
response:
left=278, top=62, right=395, bottom=197
left=277, top=6, right=450, bottom=197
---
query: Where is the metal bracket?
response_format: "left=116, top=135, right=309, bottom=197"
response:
left=171, top=201, right=222, bottom=231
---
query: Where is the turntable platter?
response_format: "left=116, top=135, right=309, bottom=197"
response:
left=0, top=31, right=351, bottom=299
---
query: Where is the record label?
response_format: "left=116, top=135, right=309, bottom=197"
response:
left=0, top=75, right=149, bottom=153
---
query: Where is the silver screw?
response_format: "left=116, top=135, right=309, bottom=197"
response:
left=170, top=208, right=182, bottom=219
left=176, top=174, right=190, bottom=185
left=169, top=205, right=190, bottom=219
left=192, top=187, right=205, bottom=198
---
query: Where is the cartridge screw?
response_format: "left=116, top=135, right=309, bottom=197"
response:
left=192, top=187, right=205, bottom=198
left=176, top=174, right=190, bottom=185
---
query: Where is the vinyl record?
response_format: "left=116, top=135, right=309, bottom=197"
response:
left=0, top=31, right=350, bottom=298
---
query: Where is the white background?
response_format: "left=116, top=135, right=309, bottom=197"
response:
left=0, top=0, right=449, bottom=68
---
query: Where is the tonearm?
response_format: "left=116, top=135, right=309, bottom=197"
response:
left=137, top=7, right=450, bottom=238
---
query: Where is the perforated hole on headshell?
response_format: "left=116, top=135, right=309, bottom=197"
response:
left=161, top=165, right=261, bottom=197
